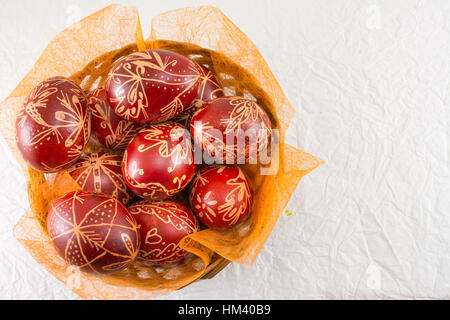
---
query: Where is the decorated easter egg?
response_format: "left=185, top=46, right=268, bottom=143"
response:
left=122, top=122, right=197, bottom=200
left=129, top=199, right=199, bottom=267
left=190, top=96, right=272, bottom=164
left=47, top=191, right=140, bottom=275
left=173, top=64, right=224, bottom=127
left=87, top=88, right=144, bottom=150
left=105, top=49, right=200, bottom=124
left=67, top=152, right=133, bottom=204
left=15, top=77, right=90, bottom=172
left=189, top=165, right=253, bottom=229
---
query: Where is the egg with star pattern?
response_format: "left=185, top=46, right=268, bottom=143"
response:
left=67, top=152, right=134, bottom=205
left=47, top=191, right=140, bottom=275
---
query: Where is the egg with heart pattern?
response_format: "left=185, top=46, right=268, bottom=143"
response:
left=129, top=199, right=199, bottom=267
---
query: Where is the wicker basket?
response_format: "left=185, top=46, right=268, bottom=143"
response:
left=2, top=6, right=323, bottom=300
left=25, top=39, right=277, bottom=283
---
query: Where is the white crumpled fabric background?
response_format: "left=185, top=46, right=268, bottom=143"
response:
left=1, top=0, right=449, bottom=300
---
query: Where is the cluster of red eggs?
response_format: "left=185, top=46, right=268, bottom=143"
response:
left=15, top=49, right=272, bottom=275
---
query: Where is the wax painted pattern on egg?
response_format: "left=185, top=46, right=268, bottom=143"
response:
left=189, top=165, right=253, bottom=229
left=47, top=191, right=139, bottom=275
left=67, top=152, right=133, bottom=204
left=15, top=77, right=90, bottom=172
left=122, top=122, right=197, bottom=200
left=190, top=97, right=272, bottom=164
left=129, top=200, right=199, bottom=266
left=173, top=64, right=224, bottom=127
left=88, top=88, right=144, bottom=150
left=105, top=50, right=200, bottom=124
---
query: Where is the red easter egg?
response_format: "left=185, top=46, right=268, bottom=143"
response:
left=122, top=122, right=197, bottom=200
left=67, top=152, right=133, bottom=204
left=129, top=200, right=199, bottom=267
left=47, top=191, right=140, bottom=275
left=105, top=49, right=200, bottom=124
left=173, top=64, right=224, bottom=127
left=15, top=77, right=90, bottom=172
left=189, top=165, right=253, bottom=229
left=190, top=97, right=272, bottom=164
left=87, top=88, right=144, bottom=150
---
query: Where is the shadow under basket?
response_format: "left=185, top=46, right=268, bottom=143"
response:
left=25, top=40, right=281, bottom=286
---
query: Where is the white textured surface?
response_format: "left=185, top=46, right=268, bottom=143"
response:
left=1, top=0, right=449, bottom=300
